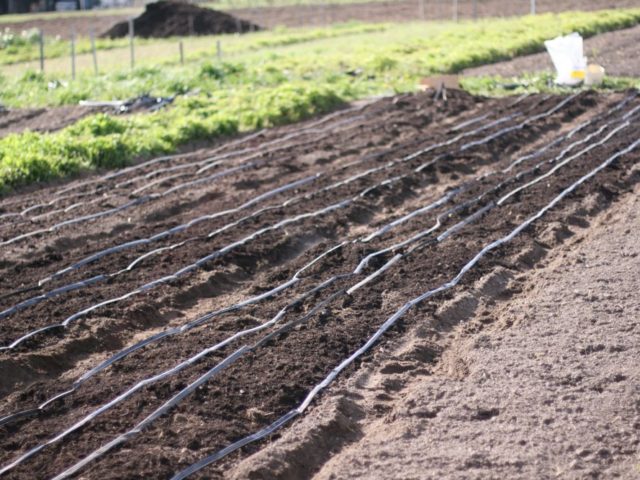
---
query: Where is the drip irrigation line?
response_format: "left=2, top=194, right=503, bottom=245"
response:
left=50, top=347, right=249, bottom=480
left=356, top=93, right=640, bottom=273
left=50, top=102, right=365, bottom=199
left=0, top=345, right=242, bottom=477
left=0, top=176, right=463, bottom=429
left=0, top=92, right=597, bottom=366
left=0, top=94, right=584, bottom=352
left=0, top=271, right=350, bottom=469
left=1, top=107, right=349, bottom=221
left=0, top=163, right=254, bottom=247
left=40, top=173, right=321, bottom=285
left=0, top=98, right=535, bottom=320
left=0, top=94, right=589, bottom=435
left=458, top=93, right=578, bottom=153
left=0, top=104, right=370, bottom=237
left=51, top=131, right=640, bottom=480
left=0, top=200, right=352, bottom=352
left=450, top=112, right=491, bottom=131
left=1, top=118, right=597, bottom=436
left=0, top=89, right=549, bottom=245
left=2, top=118, right=628, bottom=471
left=168, top=135, right=640, bottom=480
left=0, top=196, right=459, bottom=474
left=498, top=115, right=638, bottom=206
left=0, top=275, right=106, bottom=321
left=502, top=91, right=638, bottom=174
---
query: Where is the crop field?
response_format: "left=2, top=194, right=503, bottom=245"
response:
left=1, top=9, right=640, bottom=194
left=1, top=0, right=640, bottom=477
left=0, top=84, right=639, bottom=478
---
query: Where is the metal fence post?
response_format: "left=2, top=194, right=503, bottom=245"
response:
left=38, top=29, right=44, bottom=73
left=419, top=0, right=426, bottom=21
left=179, top=40, right=184, bottom=65
left=452, top=0, right=458, bottom=21
left=128, top=18, right=135, bottom=70
left=70, top=31, right=76, bottom=80
left=473, top=0, right=478, bottom=20
left=530, top=0, right=536, bottom=15
left=90, top=30, right=98, bottom=74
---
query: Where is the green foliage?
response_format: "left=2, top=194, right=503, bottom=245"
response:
left=461, top=72, right=640, bottom=97
left=1, top=8, right=640, bottom=192
left=0, top=27, right=41, bottom=49
left=0, top=83, right=343, bottom=192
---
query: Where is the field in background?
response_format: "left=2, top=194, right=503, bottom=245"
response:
left=1, top=0, right=638, bottom=37
left=1, top=1, right=639, bottom=478
left=1, top=8, right=640, bottom=191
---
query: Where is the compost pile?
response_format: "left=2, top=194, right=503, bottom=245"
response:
left=101, top=1, right=259, bottom=39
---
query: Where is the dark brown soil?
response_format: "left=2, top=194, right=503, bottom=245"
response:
left=241, top=182, right=640, bottom=480
left=0, top=88, right=638, bottom=480
left=101, top=1, right=259, bottom=39
left=464, top=23, right=640, bottom=79
left=0, top=105, right=107, bottom=138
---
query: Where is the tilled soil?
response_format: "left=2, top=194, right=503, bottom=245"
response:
left=233, top=179, right=640, bottom=480
left=0, top=105, right=109, bottom=138
left=0, top=88, right=639, bottom=479
left=464, top=23, right=640, bottom=79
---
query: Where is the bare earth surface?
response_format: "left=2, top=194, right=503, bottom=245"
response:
left=0, top=89, right=639, bottom=479
left=232, top=182, right=640, bottom=480
left=464, top=23, right=640, bottom=79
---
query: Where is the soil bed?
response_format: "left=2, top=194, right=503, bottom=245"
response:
left=0, top=88, right=638, bottom=479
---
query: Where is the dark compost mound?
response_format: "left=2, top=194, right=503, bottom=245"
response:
left=101, top=1, right=260, bottom=39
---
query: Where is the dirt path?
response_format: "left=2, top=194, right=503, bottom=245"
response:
left=464, top=23, right=640, bottom=79
left=233, top=182, right=640, bottom=480
left=0, top=89, right=639, bottom=479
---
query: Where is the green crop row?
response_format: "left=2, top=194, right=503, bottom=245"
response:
left=1, top=8, right=640, bottom=193
left=0, top=82, right=346, bottom=191
left=461, top=72, right=640, bottom=96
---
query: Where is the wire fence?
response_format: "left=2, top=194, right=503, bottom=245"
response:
left=2, top=0, right=635, bottom=77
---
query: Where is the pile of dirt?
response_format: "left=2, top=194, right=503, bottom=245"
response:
left=101, top=1, right=259, bottom=39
